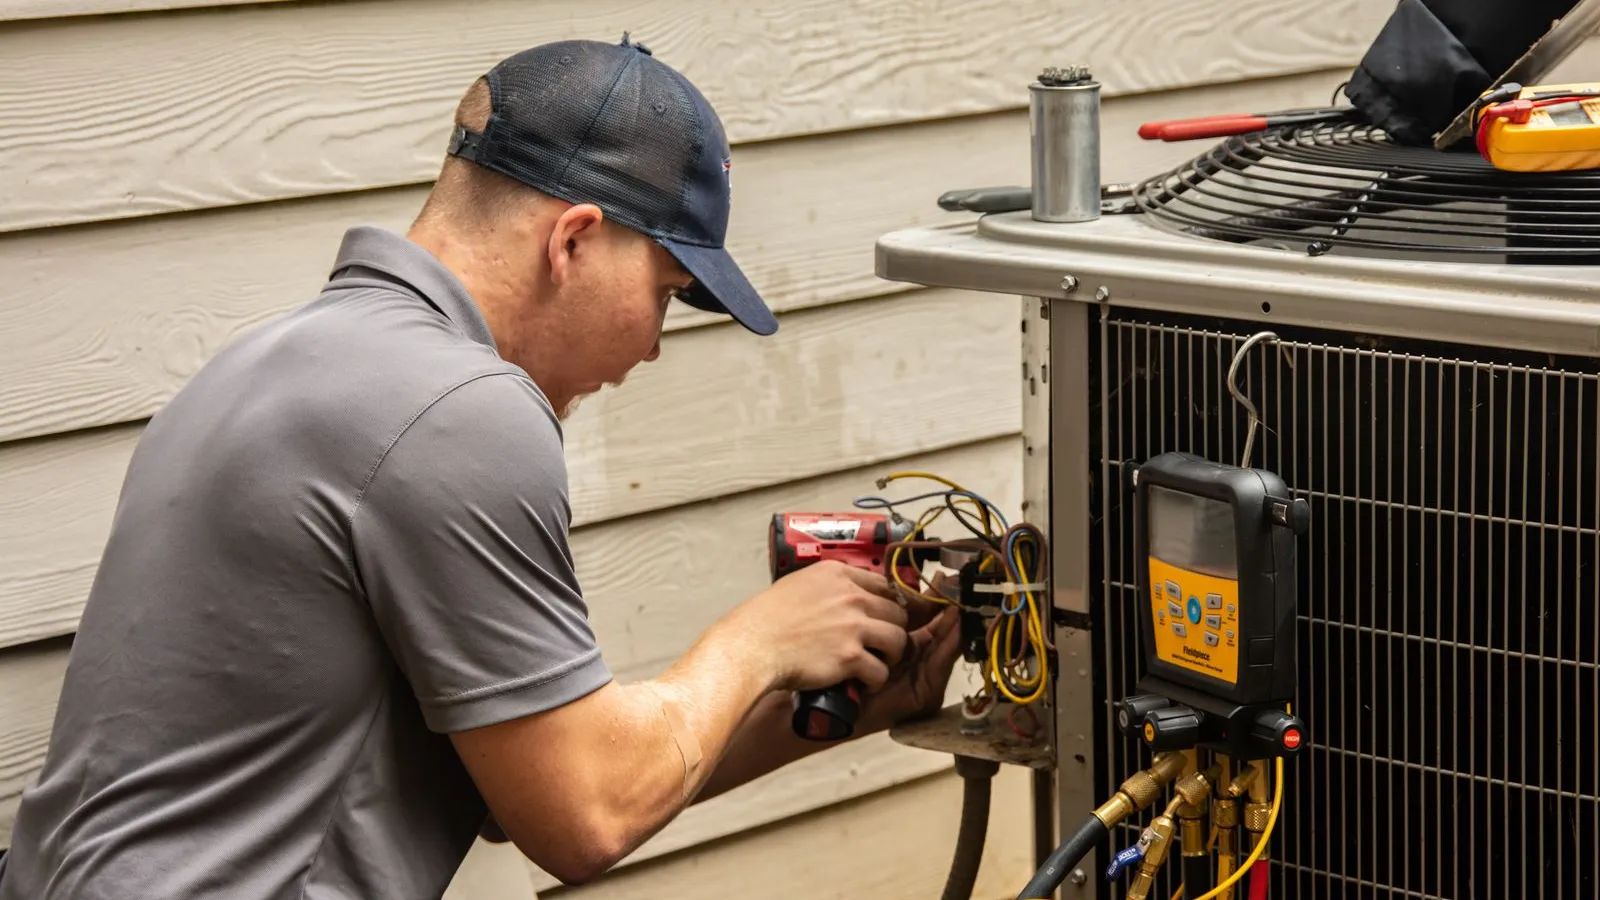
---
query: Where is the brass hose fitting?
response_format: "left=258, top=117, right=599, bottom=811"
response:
left=1225, top=759, right=1267, bottom=799
left=1175, top=761, right=1217, bottom=897
left=1243, top=802, right=1273, bottom=833
left=1241, top=760, right=1273, bottom=865
left=1125, top=798, right=1182, bottom=900
left=1177, top=768, right=1212, bottom=855
left=1211, top=757, right=1239, bottom=900
left=1091, top=751, right=1187, bottom=829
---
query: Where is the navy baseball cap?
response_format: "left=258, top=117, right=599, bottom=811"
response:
left=447, top=35, right=778, bottom=336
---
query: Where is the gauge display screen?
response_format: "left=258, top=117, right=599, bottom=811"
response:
left=1147, top=485, right=1238, bottom=580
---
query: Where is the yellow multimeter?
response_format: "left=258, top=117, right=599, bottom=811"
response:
left=1472, top=82, right=1600, bottom=172
left=1120, top=451, right=1309, bottom=760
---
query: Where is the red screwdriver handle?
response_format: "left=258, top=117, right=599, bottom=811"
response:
left=1138, top=114, right=1250, bottom=140
left=1152, top=115, right=1272, bottom=142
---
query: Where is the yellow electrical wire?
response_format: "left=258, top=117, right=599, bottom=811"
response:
left=876, top=469, right=1052, bottom=707
left=879, top=471, right=996, bottom=534
left=1188, top=704, right=1291, bottom=900
left=879, top=470, right=1007, bottom=605
left=987, top=526, right=1050, bottom=705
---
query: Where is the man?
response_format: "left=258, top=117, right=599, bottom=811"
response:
left=0, top=35, right=962, bottom=900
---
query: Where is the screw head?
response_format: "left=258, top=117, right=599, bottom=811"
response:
left=1069, top=868, right=1088, bottom=885
left=1095, top=286, right=1111, bottom=301
left=1061, top=275, right=1079, bottom=292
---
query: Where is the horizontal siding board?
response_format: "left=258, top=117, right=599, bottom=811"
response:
left=542, top=767, right=1038, bottom=900
left=0, top=437, right=1022, bottom=867
left=0, top=289, right=1021, bottom=649
left=0, top=0, right=1394, bottom=232
left=0, top=637, right=71, bottom=845
left=0, top=68, right=1354, bottom=444
left=0, top=0, right=289, bottom=20
left=444, top=838, right=540, bottom=900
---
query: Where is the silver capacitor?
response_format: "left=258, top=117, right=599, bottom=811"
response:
left=1030, top=65, right=1101, bottom=223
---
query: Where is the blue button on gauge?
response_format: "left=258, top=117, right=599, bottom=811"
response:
left=1187, top=598, right=1203, bottom=624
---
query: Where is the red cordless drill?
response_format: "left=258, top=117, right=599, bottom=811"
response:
left=768, top=512, right=935, bottom=741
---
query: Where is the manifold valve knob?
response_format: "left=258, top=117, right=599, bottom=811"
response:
left=1250, top=709, right=1307, bottom=756
left=1142, top=706, right=1203, bottom=751
left=1115, top=694, right=1172, bottom=737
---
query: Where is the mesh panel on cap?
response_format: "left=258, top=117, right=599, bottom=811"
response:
left=483, top=40, right=698, bottom=238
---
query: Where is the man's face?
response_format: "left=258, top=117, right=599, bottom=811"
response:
left=538, top=211, right=693, bottom=419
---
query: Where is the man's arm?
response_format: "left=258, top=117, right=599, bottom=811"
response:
left=449, top=563, right=910, bottom=885
left=450, top=613, right=771, bottom=882
left=690, top=605, right=964, bottom=806
left=350, top=376, right=914, bottom=885
left=688, top=690, right=820, bottom=805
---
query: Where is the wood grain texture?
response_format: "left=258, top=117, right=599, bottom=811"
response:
left=0, top=637, right=71, bottom=845
left=0, top=428, right=134, bottom=650
left=0, top=438, right=1022, bottom=873
left=0, top=289, right=1021, bottom=649
left=0, top=0, right=288, bottom=20
left=0, top=0, right=1394, bottom=232
left=0, top=67, right=1355, bottom=444
left=542, top=767, right=1038, bottom=900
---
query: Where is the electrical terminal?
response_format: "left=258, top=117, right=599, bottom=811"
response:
left=854, top=470, right=1054, bottom=713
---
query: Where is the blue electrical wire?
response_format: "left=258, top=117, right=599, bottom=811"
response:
left=999, top=528, right=1035, bottom=615
left=851, top=488, right=1010, bottom=531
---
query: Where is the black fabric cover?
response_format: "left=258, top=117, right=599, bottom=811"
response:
left=1344, top=0, right=1581, bottom=145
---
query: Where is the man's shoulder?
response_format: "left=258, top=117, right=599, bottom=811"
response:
left=270, top=277, right=559, bottom=438
left=365, top=368, right=572, bottom=513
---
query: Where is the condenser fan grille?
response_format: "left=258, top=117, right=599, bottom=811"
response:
left=1089, top=309, right=1600, bottom=900
left=1131, top=122, right=1600, bottom=260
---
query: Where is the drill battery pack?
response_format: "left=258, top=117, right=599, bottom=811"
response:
left=1473, top=82, right=1600, bottom=172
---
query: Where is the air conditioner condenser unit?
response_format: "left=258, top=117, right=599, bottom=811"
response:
left=877, top=114, right=1600, bottom=900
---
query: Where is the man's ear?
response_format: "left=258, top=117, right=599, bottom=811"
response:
left=546, top=203, right=607, bottom=286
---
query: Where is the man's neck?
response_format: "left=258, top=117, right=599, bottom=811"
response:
left=410, top=224, right=529, bottom=345
left=406, top=223, right=567, bottom=408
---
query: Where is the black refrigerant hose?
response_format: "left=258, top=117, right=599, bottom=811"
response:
left=1183, top=852, right=1214, bottom=900
left=1014, top=814, right=1109, bottom=900
left=941, top=756, right=1000, bottom=900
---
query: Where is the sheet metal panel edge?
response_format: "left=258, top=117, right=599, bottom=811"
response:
left=875, top=212, right=1600, bottom=359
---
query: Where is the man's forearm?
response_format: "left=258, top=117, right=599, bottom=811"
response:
left=690, top=690, right=833, bottom=804
left=461, top=617, right=778, bottom=884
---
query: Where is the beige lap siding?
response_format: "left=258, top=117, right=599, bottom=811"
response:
left=0, top=0, right=1412, bottom=895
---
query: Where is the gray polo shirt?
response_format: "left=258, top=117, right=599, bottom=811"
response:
left=0, top=227, right=610, bottom=900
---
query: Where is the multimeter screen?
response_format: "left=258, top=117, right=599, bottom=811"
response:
left=1148, top=486, right=1238, bottom=578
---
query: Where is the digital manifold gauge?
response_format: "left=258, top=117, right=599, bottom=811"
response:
left=1118, top=451, right=1311, bottom=760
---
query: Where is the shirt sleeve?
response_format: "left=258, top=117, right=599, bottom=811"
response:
left=349, top=372, right=612, bottom=733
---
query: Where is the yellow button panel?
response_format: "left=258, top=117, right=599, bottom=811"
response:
left=1147, top=556, right=1240, bottom=686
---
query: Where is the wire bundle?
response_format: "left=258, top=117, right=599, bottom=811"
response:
left=852, top=471, right=1053, bottom=710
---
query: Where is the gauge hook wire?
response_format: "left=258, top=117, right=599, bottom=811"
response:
left=1226, top=331, right=1290, bottom=468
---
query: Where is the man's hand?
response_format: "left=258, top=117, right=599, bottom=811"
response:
left=722, top=560, right=912, bottom=693
left=857, top=604, right=964, bottom=734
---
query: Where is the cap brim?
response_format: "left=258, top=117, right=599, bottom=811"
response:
left=658, top=238, right=778, bottom=336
